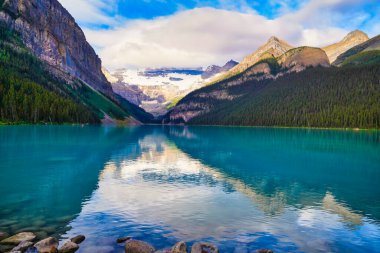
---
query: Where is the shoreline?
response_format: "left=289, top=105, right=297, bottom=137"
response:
left=0, top=231, right=273, bottom=253
left=0, top=122, right=379, bottom=132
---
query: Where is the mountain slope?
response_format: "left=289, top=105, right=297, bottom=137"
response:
left=323, top=30, right=369, bottom=63
left=210, top=36, right=293, bottom=84
left=0, top=0, right=154, bottom=124
left=164, top=64, right=380, bottom=128
left=333, top=35, right=380, bottom=66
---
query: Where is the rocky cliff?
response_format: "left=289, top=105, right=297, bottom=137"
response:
left=323, top=30, right=369, bottom=63
left=0, top=0, right=112, bottom=95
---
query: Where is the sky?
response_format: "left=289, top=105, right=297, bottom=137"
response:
left=58, top=0, right=380, bottom=70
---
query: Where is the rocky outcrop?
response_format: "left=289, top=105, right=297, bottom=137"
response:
left=213, top=36, right=293, bottom=83
left=323, top=30, right=369, bottom=63
left=0, top=0, right=112, bottom=95
left=278, top=47, right=330, bottom=72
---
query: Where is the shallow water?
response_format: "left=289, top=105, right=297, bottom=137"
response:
left=0, top=125, right=379, bottom=252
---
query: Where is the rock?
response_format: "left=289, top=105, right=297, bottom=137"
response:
left=58, top=241, right=79, bottom=253
left=116, top=236, right=132, bottom=244
left=190, top=242, right=218, bottom=253
left=0, top=0, right=113, bottom=96
left=171, top=241, right=187, bottom=253
left=0, top=232, right=36, bottom=245
left=34, top=237, right=58, bottom=253
left=0, top=232, right=9, bottom=241
left=0, top=244, right=15, bottom=252
left=70, top=235, right=85, bottom=244
left=255, top=250, right=273, bottom=253
left=11, top=241, right=34, bottom=252
left=125, top=240, right=155, bottom=253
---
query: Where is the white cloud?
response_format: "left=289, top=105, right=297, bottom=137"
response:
left=58, top=0, right=120, bottom=26
left=60, top=0, right=378, bottom=69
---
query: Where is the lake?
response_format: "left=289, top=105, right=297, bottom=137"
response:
left=0, top=125, right=379, bottom=252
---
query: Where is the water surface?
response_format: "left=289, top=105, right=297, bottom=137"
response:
left=0, top=126, right=379, bottom=252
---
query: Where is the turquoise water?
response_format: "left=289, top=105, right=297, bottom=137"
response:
left=0, top=125, right=379, bottom=253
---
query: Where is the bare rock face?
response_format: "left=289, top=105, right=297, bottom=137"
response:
left=125, top=240, right=155, bottom=253
left=0, top=0, right=112, bottom=95
left=323, top=30, right=369, bottom=63
left=279, top=47, right=330, bottom=72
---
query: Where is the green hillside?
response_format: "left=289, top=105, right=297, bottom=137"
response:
left=172, top=63, right=380, bottom=129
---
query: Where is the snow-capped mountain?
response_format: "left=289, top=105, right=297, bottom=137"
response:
left=104, top=62, right=238, bottom=117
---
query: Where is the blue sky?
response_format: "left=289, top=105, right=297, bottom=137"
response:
left=58, top=0, right=380, bottom=69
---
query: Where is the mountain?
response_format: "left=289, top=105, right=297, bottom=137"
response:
left=0, top=0, right=154, bottom=124
left=105, top=68, right=206, bottom=117
left=333, top=35, right=380, bottom=66
left=323, top=30, right=369, bottom=63
left=210, top=37, right=293, bottom=84
left=164, top=34, right=380, bottom=128
left=201, top=60, right=238, bottom=79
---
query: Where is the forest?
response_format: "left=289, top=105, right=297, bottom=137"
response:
left=182, top=64, right=380, bottom=128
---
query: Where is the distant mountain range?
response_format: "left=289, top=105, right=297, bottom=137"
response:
left=164, top=31, right=380, bottom=128
left=104, top=61, right=238, bottom=116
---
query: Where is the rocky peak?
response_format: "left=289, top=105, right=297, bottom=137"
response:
left=342, top=30, right=369, bottom=43
left=0, top=0, right=112, bottom=95
left=229, top=36, right=293, bottom=74
left=323, top=30, right=369, bottom=63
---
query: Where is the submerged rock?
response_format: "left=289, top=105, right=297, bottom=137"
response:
left=34, top=237, right=58, bottom=253
left=70, top=235, right=85, bottom=244
left=125, top=240, right=155, bottom=253
left=171, top=241, right=187, bottom=253
left=0, top=232, right=9, bottom=241
left=255, top=250, right=274, bottom=253
left=10, top=241, right=34, bottom=252
left=59, top=241, right=79, bottom=253
left=190, top=242, right=218, bottom=253
left=0, top=232, right=36, bottom=245
left=117, top=236, right=132, bottom=243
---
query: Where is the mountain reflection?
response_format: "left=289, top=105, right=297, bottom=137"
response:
left=61, top=126, right=380, bottom=253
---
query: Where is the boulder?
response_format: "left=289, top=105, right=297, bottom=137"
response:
left=190, top=242, right=218, bottom=253
left=10, top=241, right=34, bottom=252
left=70, top=235, right=85, bottom=244
left=58, top=241, right=79, bottom=253
left=117, top=236, right=132, bottom=244
left=171, top=241, right=187, bottom=253
left=0, top=232, right=36, bottom=245
left=34, top=237, right=58, bottom=253
left=125, top=240, right=155, bottom=253
left=0, top=232, right=9, bottom=241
